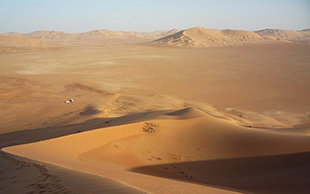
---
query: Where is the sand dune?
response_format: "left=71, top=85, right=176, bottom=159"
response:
left=163, top=107, right=207, bottom=119
left=79, top=30, right=144, bottom=40
left=3, top=29, right=181, bottom=42
left=151, top=27, right=310, bottom=47
left=79, top=29, right=180, bottom=40
left=3, top=27, right=310, bottom=48
left=1, top=32, right=21, bottom=36
left=256, top=29, right=310, bottom=42
left=138, top=29, right=180, bottom=39
left=3, top=109, right=310, bottom=193
left=150, top=27, right=275, bottom=47
left=22, top=30, right=71, bottom=41
left=132, top=152, right=310, bottom=194
left=1, top=33, right=310, bottom=193
left=0, top=35, right=48, bottom=52
left=80, top=116, right=310, bottom=167
left=1, top=107, right=243, bottom=193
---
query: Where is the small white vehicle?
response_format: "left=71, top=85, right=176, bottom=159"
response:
left=64, top=99, right=74, bottom=104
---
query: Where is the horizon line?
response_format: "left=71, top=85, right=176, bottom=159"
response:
left=1, top=26, right=310, bottom=35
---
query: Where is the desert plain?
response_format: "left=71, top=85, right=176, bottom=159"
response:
left=0, top=27, right=310, bottom=194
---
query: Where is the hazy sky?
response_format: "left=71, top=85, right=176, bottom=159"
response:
left=0, top=0, right=309, bottom=33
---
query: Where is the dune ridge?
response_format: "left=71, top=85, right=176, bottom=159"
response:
left=2, top=29, right=181, bottom=42
left=3, top=107, right=310, bottom=193
left=2, top=27, right=310, bottom=49
left=256, top=29, right=310, bottom=42
left=1, top=32, right=309, bottom=193
left=1, top=73, right=309, bottom=193
left=3, top=27, right=310, bottom=45
left=151, top=27, right=273, bottom=47
left=0, top=35, right=48, bottom=52
left=151, top=27, right=310, bottom=47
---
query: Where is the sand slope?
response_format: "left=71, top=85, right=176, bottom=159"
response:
left=151, top=27, right=274, bottom=47
left=23, top=30, right=145, bottom=41
left=1, top=35, right=310, bottom=193
left=3, top=108, right=310, bottom=193
left=256, top=29, right=310, bottom=42
left=151, top=27, right=310, bottom=47
left=138, top=29, right=180, bottom=39
left=1, top=32, right=21, bottom=37
left=3, top=27, right=310, bottom=47
left=5, top=29, right=181, bottom=42
left=22, top=30, right=71, bottom=41
left=0, top=35, right=48, bottom=52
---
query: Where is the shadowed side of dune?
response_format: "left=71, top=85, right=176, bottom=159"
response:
left=130, top=152, right=310, bottom=194
left=0, top=107, right=198, bottom=148
left=150, top=27, right=277, bottom=47
left=3, top=109, right=310, bottom=194
left=164, top=107, right=207, bottom=119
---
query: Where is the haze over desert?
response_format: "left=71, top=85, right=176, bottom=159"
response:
left=1, top=0, right=310, bottom=194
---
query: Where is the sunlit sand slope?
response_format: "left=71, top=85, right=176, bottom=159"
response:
left=4, top=108, right=310, bottom=193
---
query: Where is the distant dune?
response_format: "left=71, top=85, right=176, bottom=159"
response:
left=22, top=30, right=71, bottom=40
left=256, top=29, right=310, bottom=42
left=0, top=35, right=48, bottom=52
left=1, top=39, right=310, bottom=193
left=151, top=27, right=274, bottom=47
left=76, top=29, right=178, bottom=40
left=2, top=27, right=309, bottom=47
left=150, top=27, right=310, bottom=47
left=150, top=27, right=276, bottom=47
left=2, top=29, right=181, bottom=42
left=22, top=30, right=143, bottom=41
left=1, top=32, right=21, bottom=36
left=138, top=29, right=180, bottom=39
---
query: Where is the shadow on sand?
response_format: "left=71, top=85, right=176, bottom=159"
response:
left=2, top=108, right=310, bottom=193
left=0, top=109, right=171, bottom=148
left=130, top=152, right=310, bottom=194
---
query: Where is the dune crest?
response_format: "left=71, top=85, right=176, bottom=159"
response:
left=3, top=111, right=310, bottom=193
left=2, top=29, right=181, bottom=42
left=151, top=27, right=273, bottom=47
left=256, top=29, right=310, bottom=42
left=3, top=27, right=309, bottom=47
left=164, top=107, right=207, bottom=119
left=0, top=35, right=48, bottom=52
left=1, top=26, right=310, bottom=193
left=150, top=27, right=310, bottom=47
